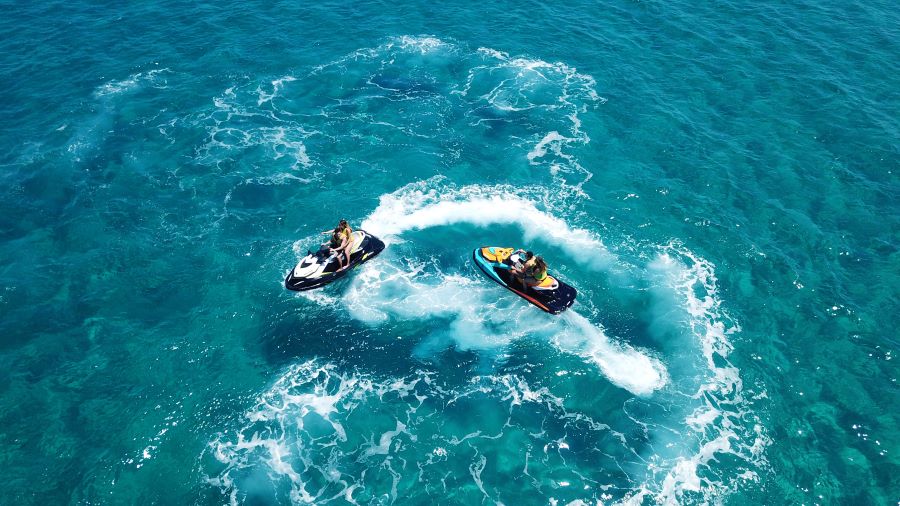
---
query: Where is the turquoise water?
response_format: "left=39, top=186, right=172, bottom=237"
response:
left=1, top=0, right=897, bottom=503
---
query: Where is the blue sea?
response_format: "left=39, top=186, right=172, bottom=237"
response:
left=1, top=1, right=897, bottom=504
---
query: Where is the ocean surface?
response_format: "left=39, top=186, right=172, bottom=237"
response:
left=1, top=0, right=897, bottom=504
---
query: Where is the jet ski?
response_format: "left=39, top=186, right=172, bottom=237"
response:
left=285, top=230, right=385, bottom=291
left=472, top=247, right=577, bottom=314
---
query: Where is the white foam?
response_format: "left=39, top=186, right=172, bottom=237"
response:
left=212, top=363, right=581, bottom=502
left=361, top=178, right=616, bottom=270
left=294, top=287, right=340, bottom=307
left=458, top=46, right=603, bottom=189
left=305, top=36, right=604, bottom=190
left=553, top=312, right=667, bottom=396
left=616, top=245, right=769, bottom=504
left=94, top=68, right=169, bottom=98
left=210, top=355, right=695, bottom=504
left=527, top=131, right=569, bottom=163
left=197, top=87, right=317, bottom=174
left=394, top=35, right=447, bottom=54
left=365, top=421, right=408, bottom=457
left=476, top=47, right=509, bottom=60
left=257, top=75, right=297, bottom=106
left=263, top=126, right=311, bottom=169
left=343, top=272, right=657, bottom=391
left=342, top=262, right=526, bottom=353
left=340, top=181, right=666, bottom=394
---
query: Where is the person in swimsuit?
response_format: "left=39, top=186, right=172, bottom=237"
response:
left=522, top=256, right=549, bottom=288
left=322, top=219, right=353, bottom=270
left=336, top=219, right=353, bottom=269
left=511, top=251, right=538, bottom=287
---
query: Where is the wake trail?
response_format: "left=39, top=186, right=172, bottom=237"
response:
left=347, top=179, right=668, bottom=395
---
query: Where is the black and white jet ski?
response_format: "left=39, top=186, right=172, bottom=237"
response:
left=285, top=229, right=385, bottom=291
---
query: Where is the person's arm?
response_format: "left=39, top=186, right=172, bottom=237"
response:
left=328, top=237, right=343, bottom=252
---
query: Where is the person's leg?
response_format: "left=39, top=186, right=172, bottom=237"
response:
left=342, top=245, right=351, bottom=270
left=334, top=242, right=346, bottom=269
left=515, top=275, right=528, bottom=289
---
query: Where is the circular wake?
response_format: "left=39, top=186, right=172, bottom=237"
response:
left=348, top=177, right=667, bottom=396
left=200, top=36, right=768, bottom=505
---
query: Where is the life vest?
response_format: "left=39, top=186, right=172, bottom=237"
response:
left=332, top=226, right=352, bottom=248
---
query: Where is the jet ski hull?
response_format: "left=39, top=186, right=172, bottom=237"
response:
left=472, top=247, right=577, bottom=314
left=285, top=230, right=385, bottom=291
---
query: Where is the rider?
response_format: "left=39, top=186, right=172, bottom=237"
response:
left=512, top=253, right=549, bottom=289
left=523, top=256, right=549, bottom=288
left=511, top=250, right=533, bottom=273
left=322, top=219, right=353, bottom=270
left=511, top=251, right=540, bottom=287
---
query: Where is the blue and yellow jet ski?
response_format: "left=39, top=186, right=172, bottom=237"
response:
left=472, top=247, right=577, bottom=314
left=285, top=230, right=385, bottom=291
